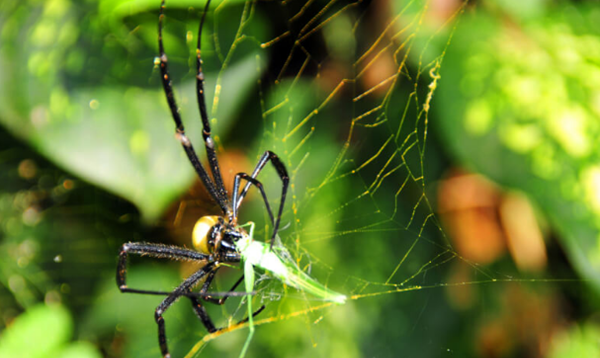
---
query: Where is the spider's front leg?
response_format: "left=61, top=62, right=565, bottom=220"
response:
left=117, top=242, right=209, bottom=296
left=233, top=151, right=289, bottom=250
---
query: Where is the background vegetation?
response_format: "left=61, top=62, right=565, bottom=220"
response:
left=1, top=0, right=599, bottom=357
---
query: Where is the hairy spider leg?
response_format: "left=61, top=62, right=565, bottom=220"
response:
left=155, top=262, right=217, bottom=358
left=118, top=242, right=250, bottom=298
left=193, top=269, right=266, bottom=327
left=189, top=270, right=242, bottom=333
left=118, top=242, right=209, bottom=296
left=194, top=0, right=228, bottom=208
left=190, top=270, right=266, bottom=331
left=118, top=242, right=264, bottom=358
left=158, top=0, right=232, bottom=217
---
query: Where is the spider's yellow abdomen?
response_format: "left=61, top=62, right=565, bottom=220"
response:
left=192, top=215, right=220, bottom=254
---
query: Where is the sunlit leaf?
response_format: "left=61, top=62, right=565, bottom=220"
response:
left=57, top=341, right=103, bottom=358
left=0, top=0, right=264, bottom=221
left=0, top=304, right=71, bottom=358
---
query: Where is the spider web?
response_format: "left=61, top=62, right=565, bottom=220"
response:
left=161, top=0, right=506, bottom=357
left=0, top=1, right=582, bottom=357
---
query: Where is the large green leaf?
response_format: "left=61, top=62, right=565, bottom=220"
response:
left=435, top=6, right=600, bottom=294
left=0, top=304, right=71, bottom=358
left=0, top=0, right=264, bottom=221
left=0, top=304, right=100, bottom=358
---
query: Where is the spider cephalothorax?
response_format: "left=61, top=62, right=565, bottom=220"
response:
left=192, top=215, right=245, bottom=261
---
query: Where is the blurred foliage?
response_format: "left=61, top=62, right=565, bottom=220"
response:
left=0, top=303, right=101, bottom=358
left=549, top=322, right=600, bottom=358
left=433, top=1, right=600, bottom=296
left=1, top=0, right=600, bottom=358
left=0, top=0, right=265, bottom=221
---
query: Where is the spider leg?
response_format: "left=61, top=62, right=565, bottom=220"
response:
left=155, top=262, right=217, bottom=358
left=158, top=0, right=231, bottom=216
left=238, top=304, right=266, bottom=324
left=232, top=173, right=275, bottom=225
left=117, top=242, right=209, bottom=296
left=194, top=0, right=229, bottom=208
left=188, top=268, right=237, bottom=333
left=235, top=151, right=289, bottom=250
left=199, top=271, right=265, bottom=312
left=191, top=271, right=265, bottom=331
left=200, top=273, right=264, bottom=312
left=199, top=269, right=243, bottom=304
left=118, top=242, right=248, bottom=298
left=190, top=296, right=217, bottom=333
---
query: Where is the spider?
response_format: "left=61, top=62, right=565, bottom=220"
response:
left=117, top=1, right=344, bottom=357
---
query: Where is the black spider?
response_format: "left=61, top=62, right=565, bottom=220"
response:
left=116, top=1, right=288, bottom=356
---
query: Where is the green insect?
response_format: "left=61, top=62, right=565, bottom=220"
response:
left=237, top=222, right=346, bottom=305
left=116, top=0, right=345, bottom=357
left=236, top=221, right=346, bottom=357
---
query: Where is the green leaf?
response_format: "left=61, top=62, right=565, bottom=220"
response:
left=0, top=0, right=264, bottom=221
left=57, top=341, right=103, bottom=358
left=436, top=6, right=600, bottom=294
left=0, top=304, right=71, bottom=358
left=98, top=0, right=250, bottom=22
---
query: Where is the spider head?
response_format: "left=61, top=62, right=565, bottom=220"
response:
left=192, top=215, right=245, bottom=259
